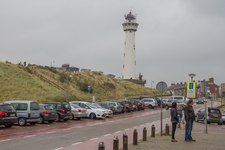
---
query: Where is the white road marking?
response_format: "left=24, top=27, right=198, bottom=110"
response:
left=54, top=147, right=63, bottom=150
left=46, top=131, right=56, bottom=134
left=125, top=128, right=130, bottom=130
left=72, top=142, right=83, bottom=145
left=90, top=137, right=98, bottom=141
left=115, top=131, right=121, bottom=133
left=133, top=126, right=137, bottom=128
left=104, top=134, right=111, bottom=137
left=0, top=139, right=11, bottom=142
left=24, top=135, right=36, bottom=138
left=63, top=128, right=72, bottom=131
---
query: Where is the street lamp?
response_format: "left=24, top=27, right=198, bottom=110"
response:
left=188, top=73, right=196, bottom=82
left=50, top=61, right=55, bottom=67
left=66, top=72, right=72, bottom=102
left=115, top=79, right=119, bottom=100
left=151, top=81, right=154, bottom=96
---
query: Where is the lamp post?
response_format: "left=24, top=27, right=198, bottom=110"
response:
left=151, top=81, right=154, bottom=96
left=188, top=73, right=196, bottom=82
left=66, top=72, right=72, bottom=102
left=50, top=61, right=55, bottom=67
left=115, top=79, right=119, bottom=100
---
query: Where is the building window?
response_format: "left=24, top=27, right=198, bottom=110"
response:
left=215, top=88, right=217, bottom=91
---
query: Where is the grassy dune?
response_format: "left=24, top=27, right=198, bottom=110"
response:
left=0, top=61, right=163, bottom=103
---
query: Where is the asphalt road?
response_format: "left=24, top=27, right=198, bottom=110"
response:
left=0, top=101, right=220, bottom=150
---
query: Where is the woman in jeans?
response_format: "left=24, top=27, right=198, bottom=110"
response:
left=177, top=103, right=183, bottom=128
left=170, top=102, right=178, bottom=142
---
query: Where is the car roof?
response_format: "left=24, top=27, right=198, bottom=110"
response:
left=4, top=100, right=39, bottom=103
left=44, top=102, right=69, bottom=104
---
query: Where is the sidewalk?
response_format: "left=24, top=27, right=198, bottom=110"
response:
left=125, top=124, right=225, bottom=150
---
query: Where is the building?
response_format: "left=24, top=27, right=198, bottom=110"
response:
left=221, top=83, right=225, bottom=97
left=55, top=64, right=79, bottom=73
left=167, top=78, right=219, bottom=98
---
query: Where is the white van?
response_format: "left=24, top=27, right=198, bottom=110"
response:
left=4, top=100, right=40, bottom=126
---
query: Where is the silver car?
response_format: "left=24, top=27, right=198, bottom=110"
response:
left=142, top=98, right=158, bottom=109
left=165, top=99, right=186, bottom=109
left=70, top=103, right=87, bottom=120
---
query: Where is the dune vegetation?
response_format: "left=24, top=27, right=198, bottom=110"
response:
left=0, top=61, right=165, bottom=104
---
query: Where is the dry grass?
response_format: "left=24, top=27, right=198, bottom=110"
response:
left=0, top=61, right=167, bottom=103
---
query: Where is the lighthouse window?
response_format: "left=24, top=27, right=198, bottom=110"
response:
left=132, top=24, right=134, bottom=26
left=123, top=65, right=125, bottom=68
left=124, top=42, right=126, bottom=45
left=124, top=53, right=125, bottom=57
left=128, top=23, right=130, bottom=25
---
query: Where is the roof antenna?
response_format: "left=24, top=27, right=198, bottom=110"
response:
left=130, top=7, right=132, bottom=13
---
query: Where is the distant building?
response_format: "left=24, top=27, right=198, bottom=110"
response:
left=107, top=74, right=116, bottom=78
left=81, top=69, right=91, bottom=72
left=55, top=64, right=79, bottom=73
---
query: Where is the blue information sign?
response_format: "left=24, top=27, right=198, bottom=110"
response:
left=189, top=83, right=193, bottom=89
left=88, top=86, right=91, bottom=92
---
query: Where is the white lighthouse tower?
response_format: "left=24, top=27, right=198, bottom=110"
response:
left=122, top=12, right=138, bottom=79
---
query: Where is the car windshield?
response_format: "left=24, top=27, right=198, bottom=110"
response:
left=174, top=97, right=183, bottom=100
left=197, top=98, right=204, bottom=101
left=92, top=103, right=102, bottom=108
left=86, top=103, right=98, bottom=109
left=174, top=100, right=183, bottom=103
left=71, top=104, right=81, bottom=109
left=44, top=105, right=54, bottom=110
left=1, top=104, right=14, bottom=111
left=64, top=104, right=70, bottom=109
left=30, top=102, right=39, bottom=110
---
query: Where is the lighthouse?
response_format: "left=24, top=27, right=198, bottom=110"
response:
left=122, top=12, right=138, bottom=79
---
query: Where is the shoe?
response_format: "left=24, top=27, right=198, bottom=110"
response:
left=171, top=139, right=177, bottom=142
left=191, top=139, right=196, bottom=142
left=177, top=123, right=180, bottom=128
left=185, top=140, right=191, bottom=142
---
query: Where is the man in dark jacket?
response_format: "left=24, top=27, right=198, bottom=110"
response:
left=184, top=99, right=196, bottom=142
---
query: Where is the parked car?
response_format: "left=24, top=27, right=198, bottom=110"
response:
left=142, top=98, right=158, bottom=109
left=71, top=101, right=113, bottom=119
left=162, top=98, right=169, bottom=103
left=70, top=103, right=87, bottom=120
left=139, top=96, right=165, bottom=108
left=0, top=103, right=18, bottom=128
left=169, top=96, right=189, bottom=103
left=4, top=100, right=40, bottom=126
left=44, top=102, right=72, bottom=122
left=96, top=101, right=122, bottom=114
left=38, top=104, right=57, bottom=124
left=196, top=98, right=205, bottom=104
left=222, top=110, right=225, bottom=123
left=130, top=99, right=145, bottom=110
left=165, top=99, right=186, bottom=110
left=113, top=100, right=125, bottom=113
left=119, top=100, right=134, bottom=112
left=195, top=107, right=223, bottom=125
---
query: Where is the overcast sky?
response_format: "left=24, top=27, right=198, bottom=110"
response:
left=1, top=0, right=225, bottom=87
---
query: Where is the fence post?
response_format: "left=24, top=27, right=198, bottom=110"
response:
left=98, top=142, right=105, bottom=150
left=133, top=129, right=138, bottom=145
left=151, top=125, right=155, bottom=137
left=113, top=136, right=119, bottom=150
left=166, top=124, right=170, bottom=135
left=143, top=127, right=147, bottom=141
left=123, top=132, right=128, bottom=150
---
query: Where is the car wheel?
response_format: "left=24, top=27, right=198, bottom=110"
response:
left=90, top=113, right=96, bottom=119
left=63, top=118, right=69, bottom=121
left=4, top=124, right=13, bottom=128
left=166, top=106, right=169, bottom=110
left=30, top=122, right=36, bottom=125
left=126, top=107, right=129, bottom=112
left=162, top=105, right=165, bottom=108
left=204, top=118, right=210, bottom=124
left=37, top=116, right=44, bottom=124
left=195, top=116, right=199, bottom=122
left=48, top=120, right=54, bottom=123
left=55, top=114, right=60, bottom=122
left=71, top=114, right=75, bottom=120
left=18, top=118, right=26, bottom=126
left=218, top=123, right=222, bottom=125
left=148, top=105, right=153, bottom=109
left=76, top=118, right=81, bottom=120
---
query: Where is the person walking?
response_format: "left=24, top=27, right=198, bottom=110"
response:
left=177, top=103, right=183, bottom=128
left=170, top=102, right=178, bottom=142
left=184, top=99, right=196, bottom=142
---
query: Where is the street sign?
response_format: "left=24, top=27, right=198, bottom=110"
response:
left=88, top=86, right=91, bottom=92
left=200, top=81, right=207, bottom=93
left=187, top=82, right=196, bottom=98
left=156, top=81, right=167, bottom=93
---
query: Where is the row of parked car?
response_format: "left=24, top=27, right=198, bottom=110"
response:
left=0, top=96, right=169, bottom=128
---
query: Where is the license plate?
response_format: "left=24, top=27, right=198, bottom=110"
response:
left=110, top=113, right=112, bottom=115
left=103, top=114, right=106, bottom=116
left=10, top=114, right=15, bottom=117
left=52, top=113, right=55, bottom=115
left=136, top=107, right=138, bottom=110
left=182, top=105, right=184, bottom=107
left=83, top=110, right=86, bottom=112
left=213, top=115, right=218, bottom=117
left=112, top=108, right=114, bottom=110
left=67, top=111, right=70, bottom=113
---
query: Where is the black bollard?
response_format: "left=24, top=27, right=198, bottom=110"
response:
left=143, top=127, right=147, bottom=141
left=98, top=142, right=105, bottom=150
left=133, top=129, right=138, bottom=145
left=113, top=136, right=119, bottom=150
left=166, top=124, right=170, bottom=135
left=151, top=125, right=155, bottom=137
left=123, top=132, right=128, bottom=150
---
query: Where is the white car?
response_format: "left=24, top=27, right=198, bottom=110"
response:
left=70, top=101, right=113, bottom=119
left=222, top=110, right=225, bottom=123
